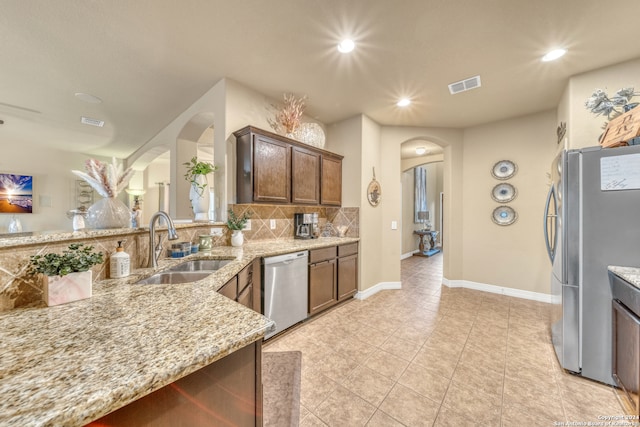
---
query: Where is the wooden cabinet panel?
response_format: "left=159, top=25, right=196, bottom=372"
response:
left=253, top=135, right=291, bottom=203
left=338, top=254, right=358, bottom=301
left=234, top=126, right=343, bottom=206
left=219, top=277, right=238, bottom=301
left=238, top=283, right=253, bottom=309
left=238, top=262, right=253, bottom=295
left=292, top=146, right=320, bottom=204
left=321, top=156, right=342, bottom=206
left=90, top=341, right=262, bottom=427
left=338, top=243, right=358, bottom=257
left=309, top=259, right=337, bottom=315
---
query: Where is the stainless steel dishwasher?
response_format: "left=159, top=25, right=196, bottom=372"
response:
left=262, top=251, right=308, bottom=339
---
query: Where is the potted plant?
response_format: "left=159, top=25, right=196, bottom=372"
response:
left=226, top=208, right=251, bottom=247
left=183, top=156, right=218, bottom=221
left=29, top=243, right=104, bottom=306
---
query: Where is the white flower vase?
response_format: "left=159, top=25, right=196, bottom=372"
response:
left=189, top=174, right=209, bottom=221
left=86, top=197, right=131, bottom=229
left=231, top=230, right=244, bottom=247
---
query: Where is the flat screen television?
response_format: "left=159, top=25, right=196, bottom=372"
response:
left=0, top=173, right=33, bottom=214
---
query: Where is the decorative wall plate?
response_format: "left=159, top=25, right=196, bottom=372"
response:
left=492, top=206, right=517, bottom=226
left=491, top=183, right=517, bottom=203
left=491, top=160, right=517, bottom=180
left=367, top=179, right=381, bottom=206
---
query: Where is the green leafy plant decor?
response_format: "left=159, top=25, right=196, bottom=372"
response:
left=183, top=157, right=218, bottom=196
left=29, top=243, right=105, bottom=277
left=227, top=208, right=251, bottom=231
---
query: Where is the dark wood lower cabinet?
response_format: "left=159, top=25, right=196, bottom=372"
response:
left=309, top=259, right=337, bottom=315
left=218, top=259, right=261, bottom=313
left=88, top=341, right=263, bottom=427
left=338, top=254, right=358, bottom=301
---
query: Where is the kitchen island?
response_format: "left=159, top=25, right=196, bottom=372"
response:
left=0, top=237, right=358, bottom=426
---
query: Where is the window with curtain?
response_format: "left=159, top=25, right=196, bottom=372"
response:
left=414, top=167, right=428, bottom=224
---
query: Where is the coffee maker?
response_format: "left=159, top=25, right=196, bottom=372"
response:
left=294, top=213, right=318, bottom=239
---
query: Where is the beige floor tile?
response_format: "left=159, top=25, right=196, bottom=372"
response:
left=500, top=403, right=560, bottom=427
left=300, top=368, right=340, bottom=410
left=362, top=350, right=410, bottom=381
left=451, top=361, right=504, bottom=399
left=314, top=385, right=377, bottom=427
left=411, top=343, right=460, bottom=379
left=365, top=410, right=405, bottom=427
left=397, top=362, right=451, bottom=403
left=441, top=381, right=501, bottom=425
left=356, top=326, right=396, bottom=347
left=300, top=412, right=329, bottom=427
left=379, top=384, right=440, bottom=427
left=557, top=374, right=623, bottom=422
left=342, top=365, right=396, bottom=407
left=458, top=343, right=506, bottom=374
left=333, top=336, right=377, bottom=364
left=433, top=406, right=482, bottom=427
left=379, top=334, right=424, bottom=361
left=502, top=375, right=565, bottom=421
left=311, top=349, right=359, bottom=384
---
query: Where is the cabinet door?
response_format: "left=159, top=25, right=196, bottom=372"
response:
left=292, top=146, right=320, bottom=204
left=253, top=135, right=291, bottom=203
left=238, top=283, right=253, bottom=310
left=338, top=254, right=358, bottom=301
left=219, top=277, right=238, bottom=301
left=238, top=262, right=253, bottom=296
left=309, top=259, right=337, bottom=315
left=321, top=156, right=342, bottom=206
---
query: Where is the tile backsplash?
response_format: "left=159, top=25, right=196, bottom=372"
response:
left=228, top=204, right=359, bottom=241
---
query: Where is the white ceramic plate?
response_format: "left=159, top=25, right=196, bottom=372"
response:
left=491, top=160, right=517, bottom=180
left=491, top=183, right=517, bottom=203
left=492, top=205, right=517, bottom=226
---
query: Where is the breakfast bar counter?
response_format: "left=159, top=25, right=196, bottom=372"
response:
left=0, top=237, right=358, bottom=426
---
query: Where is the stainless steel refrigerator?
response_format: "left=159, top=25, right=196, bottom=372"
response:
left=544, top=145, right=640, bottom=385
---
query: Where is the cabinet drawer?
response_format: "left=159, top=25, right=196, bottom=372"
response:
left=310, top=246, right=337, bottom=263
left=338, top=243, right=358, bottom=257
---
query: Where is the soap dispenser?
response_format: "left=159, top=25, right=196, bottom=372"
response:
left=110, top=240, right=130, bottom=278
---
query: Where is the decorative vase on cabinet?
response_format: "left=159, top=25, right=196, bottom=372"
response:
left=189, top=174, right=210, bottom=221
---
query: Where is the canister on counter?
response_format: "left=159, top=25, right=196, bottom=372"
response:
left=199, top=235, right=213, bottom=251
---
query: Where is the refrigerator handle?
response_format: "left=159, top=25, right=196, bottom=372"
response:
left=543, top=185, right=557, bottom=262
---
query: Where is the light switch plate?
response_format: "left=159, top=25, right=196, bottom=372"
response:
left=210, top=228, right=223, bottom=236
left=391, top=221, right=398, bottom=230
left=245, top=219, right=252, bottom=231
left=270, top=219, right=276, bottom=229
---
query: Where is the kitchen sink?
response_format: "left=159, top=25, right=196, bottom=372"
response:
left=166, top=259, right=233, bottom=272
left=135, top=271, right=214, bottom=285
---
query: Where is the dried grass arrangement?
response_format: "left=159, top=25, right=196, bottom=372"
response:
left=71, top=158, right=134, bottom=198
left=268, top=93, right=307, bottom=135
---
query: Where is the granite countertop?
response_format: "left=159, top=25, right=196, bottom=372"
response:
left=0, top=237, right=358, bottom=426
left=608, top=265, right=640, bottom=290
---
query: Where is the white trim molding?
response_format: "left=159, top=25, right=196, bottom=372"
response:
left=442, top=277, right=553, bottom=304
left=401, top=251, right=418, bottom=260
left=355, top=281, right=402, bottom=300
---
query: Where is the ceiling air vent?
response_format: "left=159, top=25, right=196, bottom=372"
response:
left=448, top=75, right=482, bottom=95
left=81, top=116, right=105, bottom=127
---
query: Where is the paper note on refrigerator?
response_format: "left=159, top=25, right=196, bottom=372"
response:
left=600, top=153, right=640, bottom=191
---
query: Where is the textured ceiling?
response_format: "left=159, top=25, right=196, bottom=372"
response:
left=2, top=0, right=640, bottom=158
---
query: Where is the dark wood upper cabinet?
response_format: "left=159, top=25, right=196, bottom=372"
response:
left=321, top=156, right=342, bottom=206
left=234, top=126, right=342, bottom=206
left=292, top=146, right=320, bottom=204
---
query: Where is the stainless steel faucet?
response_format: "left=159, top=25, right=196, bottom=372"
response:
left=148, top=211, right=179, bottom=268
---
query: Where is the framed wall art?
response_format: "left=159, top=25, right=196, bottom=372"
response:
left=0, top=173, right=33, bottom=214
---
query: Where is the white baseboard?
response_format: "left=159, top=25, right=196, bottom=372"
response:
left=401, top=251, right=418, bottom=260
left=355, top=281, right=402, bottom=300
left=442, top=277, right=552, bottom=304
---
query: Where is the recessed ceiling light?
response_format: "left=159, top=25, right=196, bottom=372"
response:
left=542, top=48, right=566, bottom=62
left=397, top=98, right=411, bottom=107
left=337, top=39, right=355, bottom=53
left=415, top=147, right=427, bottom=155
left=75, top=92, right=103, bottom=104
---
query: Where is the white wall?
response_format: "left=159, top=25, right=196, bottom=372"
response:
left=461, top=109, right=557, bottom=293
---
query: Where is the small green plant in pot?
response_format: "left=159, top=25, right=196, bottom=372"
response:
left=29, top=243, right=105, bottom=306
left=183, top=156, right=218, bottom=196
left=227, top=208, right=251, bottom=247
